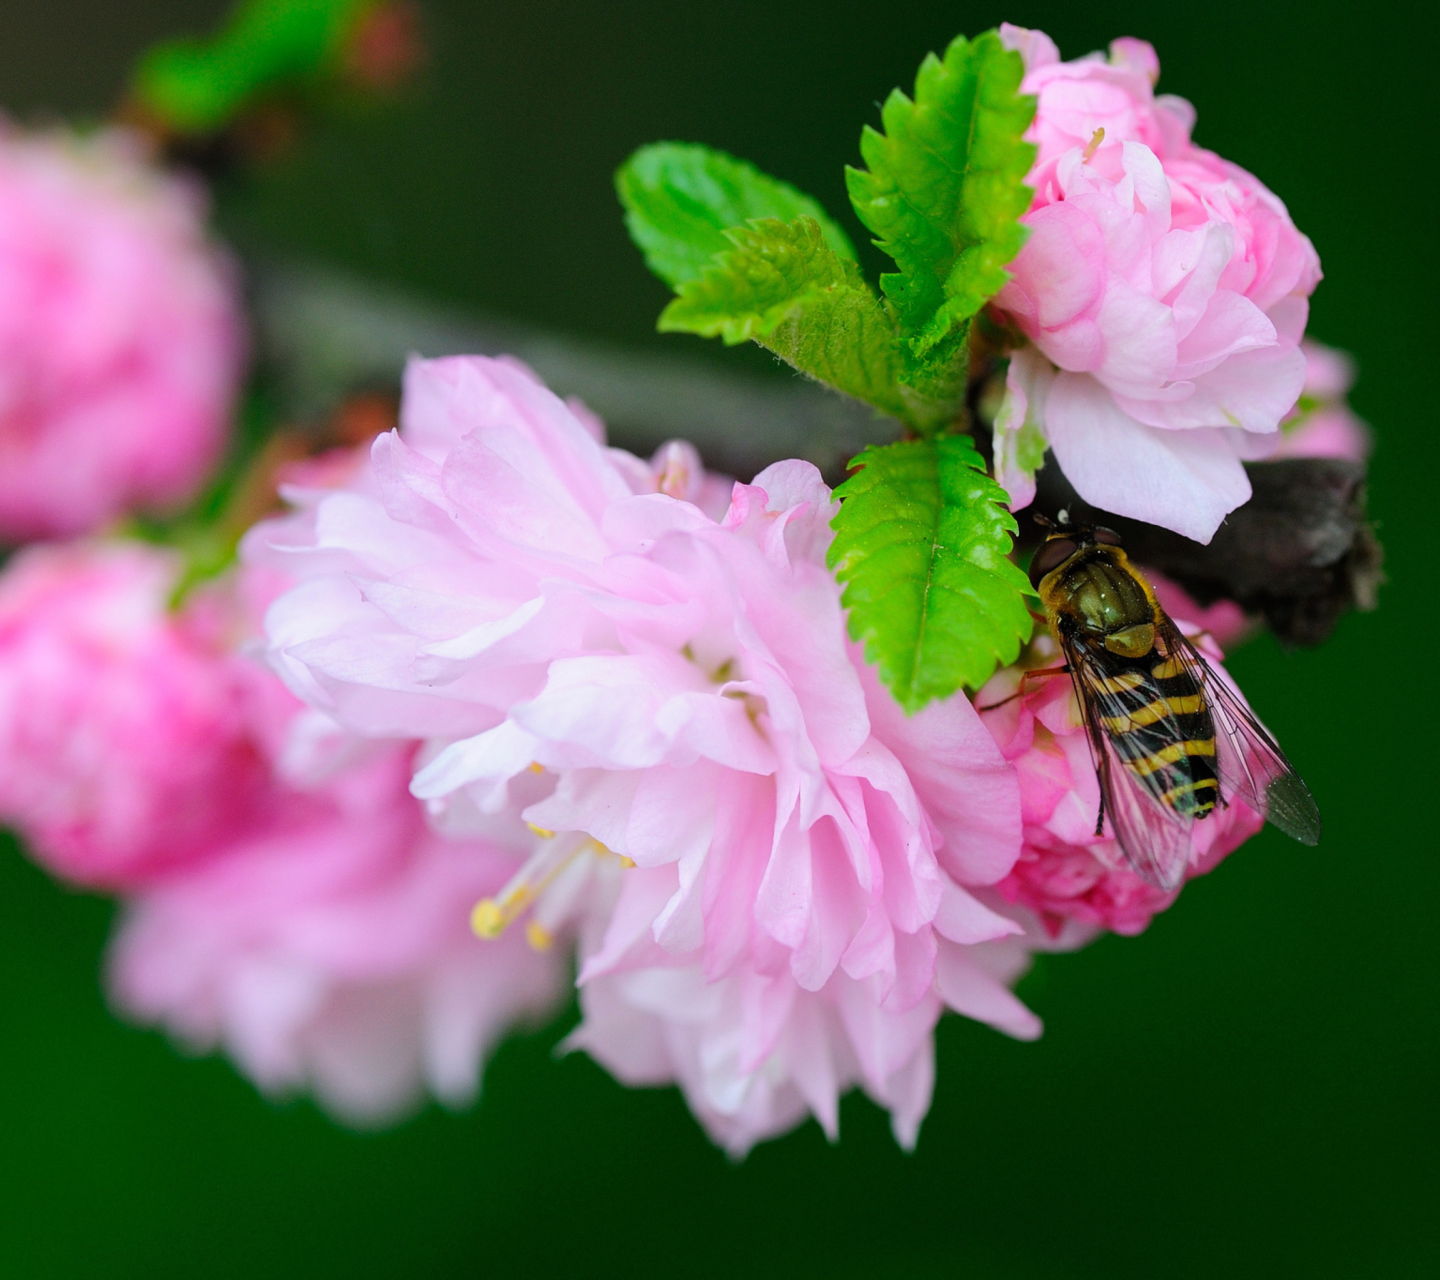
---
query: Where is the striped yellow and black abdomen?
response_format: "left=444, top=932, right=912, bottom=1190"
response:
left=1093, top=648, right=1220, bottom=820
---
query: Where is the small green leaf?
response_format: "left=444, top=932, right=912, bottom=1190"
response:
left=618, top=142, right=856, bottom=289
left=846, top=29, right=1035, bottom=359
left=828, top=435, right=1034, bottom=711
left=659, top=217, right=908, bottom=420
left=131, top=0, right=372, bottom=134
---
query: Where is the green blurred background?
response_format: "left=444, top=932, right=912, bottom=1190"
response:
left=0, top=1, right=1434, bottom=1275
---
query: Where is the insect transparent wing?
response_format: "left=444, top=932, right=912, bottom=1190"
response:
left=1172, top=627, right=1322, bottom=846
left=1094, top=724, right=1196, bottom=891
left=1062, top=634, right=1197, bottom=891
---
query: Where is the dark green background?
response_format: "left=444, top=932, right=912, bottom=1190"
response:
left=1, top=2, right=1434, bottom=1275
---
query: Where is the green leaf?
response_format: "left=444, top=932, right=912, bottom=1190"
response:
left=618, top=142, right=856, bottom=289
left=895, top=326, right=971, bottom=437
left=131, top=0, right=371, bottom=133
left=827, top=435, right=1034, bottom=712
left=846, top=29, right=1035, bottom=359
left=659, top=217, right=908, bottom=420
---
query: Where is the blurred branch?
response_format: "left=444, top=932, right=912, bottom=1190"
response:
left=246, top=257, right=901, bottom=484
left=248, top=258, right=1380, bottom=645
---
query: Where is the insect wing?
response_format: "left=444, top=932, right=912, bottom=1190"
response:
left=1060, top=632, right=1196, bottom=891
left=1171, top=626, right=1323, bottom=846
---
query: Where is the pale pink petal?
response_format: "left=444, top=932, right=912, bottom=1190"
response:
left=934, top=941, right=1042, bottom=1040
left=1000, top=23, right=1060, bottom=71
left=1044, top=372, right=1252, bottom=542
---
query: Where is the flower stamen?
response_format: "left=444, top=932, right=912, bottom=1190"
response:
left=471, top=834, right=611, bottom=940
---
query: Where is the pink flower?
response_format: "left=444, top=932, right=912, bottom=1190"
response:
left=568, top=938, right=1043, bottom=1157
left=1271, top=339, right=1373, bottom=462
left=1146, top=569, right=1252, bottom=652
left=976, top=627, right=1263, bottom=937
left=0, top=541, right=269, bottom=887
left=0, top=124, right=242, bottom=541
left=992, top=27, right=1321, bottom=543
left=109, top=740, right=568, bottom=1125
left=249, top=354, right=1045, bottom=1147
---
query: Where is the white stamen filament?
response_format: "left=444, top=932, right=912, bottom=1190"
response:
left=471, top=832, right=634, bottom=944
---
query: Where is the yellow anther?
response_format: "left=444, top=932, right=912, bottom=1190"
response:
left=526, top=822, right=556, bottom=839
left=528, top=761, right=545, bottom=774
left=525, top=921, right=554, bottom=952
left=1083, top=126, right=1106, bottom=162
left=472, top=835, right=609, bottom=943
left=471, top=898, right=506, bottom=939
left=471, top=881, right=534, bottom=939
left=619, top=856, right=637, bottom=869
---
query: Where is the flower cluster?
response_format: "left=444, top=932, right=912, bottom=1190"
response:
left=0, top=19, right=1361, bottom=1158
left=238, top=353, right=1268, bottom=1150
left=992, top=25, right=1322, bottom=542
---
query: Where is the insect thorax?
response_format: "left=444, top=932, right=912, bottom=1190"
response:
left=1043, top=547, right=1155, bottom=641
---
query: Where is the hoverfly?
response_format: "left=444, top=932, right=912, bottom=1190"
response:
left=1015, top=514, right=1321, bottom=890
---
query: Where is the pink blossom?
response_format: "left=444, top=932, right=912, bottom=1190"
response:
left=1146, top=569, right=1252, bottom=652
left=992, top=27, right=1321, bottom=543
left=0, top=124, right=242, bottom=541
left=569, top=935, right=1046, bottom=1157
left=976, top=628, right=1264, bottom=937
left=1271, top=339, right=1372, bottom=462
left=0, top=541, right=268, bottom=887
left=249, top=354, right=1045, bottom=1146
left=109, top=739, right=568, bottom=1125
left=0, top=512, right=565, bottom=1121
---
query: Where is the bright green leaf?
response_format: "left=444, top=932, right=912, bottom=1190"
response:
left=659, top=216, right=908, bottom=420
left=846, top=29, right=1035, bottom=359
left=618, top=143, right=856, bottom=289
left=827, top=435, right=1034, bottom=711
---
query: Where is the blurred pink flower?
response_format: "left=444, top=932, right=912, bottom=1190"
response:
left=0, top=124, right=243, bottom=541
left=992, top=27, right=1321, bottom=543
left=1271, top=339, right=1372, bottom=462
left=976, top=627, right=1263, bottom=937
left=0, top=505, right=565, bottom=1121
left=0, top=540, right=268, bottom=887
left=109, top=740, right=567, bottom=1125
left=248, top=354, right=1044, bottom=1147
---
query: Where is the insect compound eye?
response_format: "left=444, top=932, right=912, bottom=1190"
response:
left=1093, top=526, right=1123, bottom=546
left=1029, top=537, right=1078, bottom=587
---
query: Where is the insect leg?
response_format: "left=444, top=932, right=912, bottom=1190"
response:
left=976, top=666, right=1070, bottom=712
